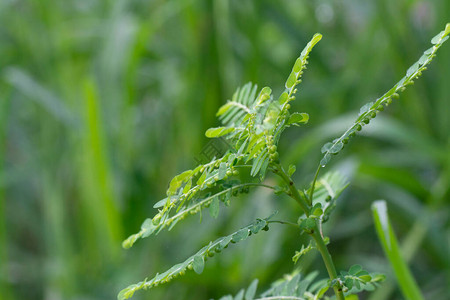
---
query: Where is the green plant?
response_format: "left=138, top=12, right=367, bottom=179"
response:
left=118, top=24, right=449, bottom=300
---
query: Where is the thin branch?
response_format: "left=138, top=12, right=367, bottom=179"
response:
left=268, top=220, right=298, bottom=228
left=255, top=297, right=306, bottom=300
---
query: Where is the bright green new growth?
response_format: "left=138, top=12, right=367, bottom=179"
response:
left=119, top=25, right=449, bottom=300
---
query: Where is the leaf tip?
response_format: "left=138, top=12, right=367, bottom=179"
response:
left=312, top=33, right=323, bottom=44
left=122, top=234, right=139, bottom=249
left=117, top=285, right=137, bottom=300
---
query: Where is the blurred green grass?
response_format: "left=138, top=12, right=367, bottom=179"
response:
left=0, top=0, right=448, bottom=299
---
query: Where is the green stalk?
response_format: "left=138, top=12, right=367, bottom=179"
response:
left=273, top=163, right=345, bottom=300
left=309, top=166, right=322, bottom=203
left=273, top=164, right=311, bottom=215
left=311, top=228, right=344, bottom=300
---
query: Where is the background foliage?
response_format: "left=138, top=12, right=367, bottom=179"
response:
left=0, top=0, right=448, bottom=299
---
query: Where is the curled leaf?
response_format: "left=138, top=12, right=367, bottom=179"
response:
left=288, top=112, right=309, bottom=125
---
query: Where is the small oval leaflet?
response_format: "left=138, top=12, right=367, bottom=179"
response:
left=418, top=54, right=428, bottom=65
left=278, top=92, right=289, bottom=104
left=153, top=198, right=168, bottom=208
left=321, top=142, right=333, bottom=154
left=406, top=62, right=420, bottom=77
left=320, top=153, right=331, bottom=166
left=359, top=102, right=373, bottom=115
left=141, top=219, right=157, bottom=238
left=288, top=112, right=309, bottom=125
left=232, top=228, right=249, bottom=243
left=193, top=255, right=205, bottom=274
left=261, top=86, right=272, bottom=95
left=329, top=142, right=344, bottom=154
left=359, top=275, right=372, bottom=283
left=250, top=219, right=267, bottom=234
left=217, top=102, right=232, bottom=116
left=320, top=140, right=344, bottom=155
left=218, top=162, right=227, bottom=179
left=423, top=47, right=434, bottom=55
left=244, top=279, right=258, bottom=300
left=285, top=71, right=297, bottom=89
left=167, top=170, right=193, bottom=195
left=431, top=31, right=444, bottom=44
left=299, top=217, right=316, bottom=231
left=209, top=197, right=220, bottom=219
left=349, top=264, right=363, bottom=275
left=234, top=289, right=244, bottom=300
left=293, top=57, right=302, bottom=73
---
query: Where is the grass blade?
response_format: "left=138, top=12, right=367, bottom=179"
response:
left=371, top=200, right=424, bottom=300
left=80, top=78, right=123, bottom=259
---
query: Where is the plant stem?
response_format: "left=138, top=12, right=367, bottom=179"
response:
left=268, top=220, right=299, bottom=228
left=311, top=228, right=345, bottom=300
left=309, top=166, right=322, bottom=202
left=273, top=163, right=345, bottom=300
left=273, top=164, right=311, bottom=215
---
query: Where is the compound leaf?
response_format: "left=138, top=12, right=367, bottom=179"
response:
left=118, top=213, right=276, bottom=300
left=320, top=24, right=450, bottom=167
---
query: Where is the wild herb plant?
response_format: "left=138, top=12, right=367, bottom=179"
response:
left=118, top=24, right=449, bottom=300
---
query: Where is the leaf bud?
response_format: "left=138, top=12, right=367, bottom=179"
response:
left=269, top=145, right=277, bottom=153
left=270, top=152, right=279, bottom=162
